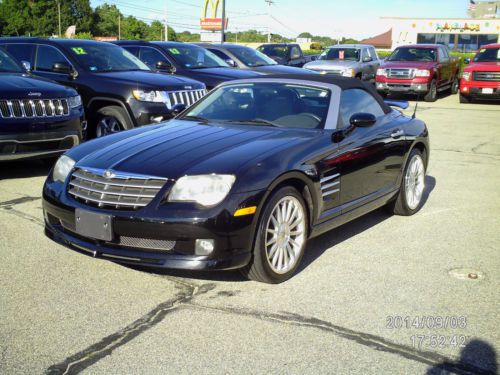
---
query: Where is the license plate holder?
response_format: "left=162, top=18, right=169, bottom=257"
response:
left=75, top=208, right=113, bottom=241
left=482, top=88, right=494, bottom=94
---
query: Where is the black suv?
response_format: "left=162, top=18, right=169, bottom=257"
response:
left=0, top=48, right=83, bottom=161
left=114, top=41, right=261, bottom=90
left=0, top=38, right=206, bottom=137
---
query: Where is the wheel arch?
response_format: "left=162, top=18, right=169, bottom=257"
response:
left=87, top=97, right=135, bottom=127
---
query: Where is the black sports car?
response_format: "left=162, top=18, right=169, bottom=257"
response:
left=43, top=74, right=429, bottom=283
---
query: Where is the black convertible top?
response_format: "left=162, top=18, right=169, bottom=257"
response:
left=251, top=73, right=391, bottom=113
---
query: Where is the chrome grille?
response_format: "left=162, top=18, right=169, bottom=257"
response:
left=168, top=89, right=206, bottom=109
left=320, top=173, right=340, bottom=199
left=472, top=71, right=500, bottom=82
left=119, top=236, right=175, bottom=252
left=68, top=168, right=168, bottom=210
left=386, top=68, right=415, bottom=79
left=0, top=98, right=69, bottom=118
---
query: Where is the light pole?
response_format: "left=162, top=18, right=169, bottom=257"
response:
left=265, top=0, right=274, bottom=43
left=220, top=0, right=226, bottom=44
left=57, top=0, right=62, bottom=37
left=164, top=1, right=168, bottom=42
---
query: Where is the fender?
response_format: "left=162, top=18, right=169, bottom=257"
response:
left=87, top=96, right=135, bottom=127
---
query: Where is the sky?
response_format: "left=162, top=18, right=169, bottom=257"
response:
left=90, top=0, right=471, bottom=39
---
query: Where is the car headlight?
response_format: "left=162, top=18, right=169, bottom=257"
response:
left=376, top=68, right=386, bottom=76
left=132, top=90, right=168, bottom=103
left=68, top=95, right=82, bottom=108
left=415, top=69, right=431, bottom=77
left=52, top=155, right=75, bottom=183
left=462, top=72, right=471, bottom=81
left=342, top=68, right=355, bottom=77
left=168, top=174, right=236, bottom=206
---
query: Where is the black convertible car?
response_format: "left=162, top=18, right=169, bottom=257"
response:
left=43, top=74, right=429, bottom=283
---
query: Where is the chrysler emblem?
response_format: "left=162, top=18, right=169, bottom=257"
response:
left=28, top=92, right=42, bottom=97
left=184, top=85, right=193, bottom=90
left=104, top=170, right=115, bottom=179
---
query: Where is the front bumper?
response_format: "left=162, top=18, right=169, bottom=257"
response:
left=0, top=115, right=82, bottom=161
left=460, top=79, right=500, bottom=100
left=42, top=186, right=264, bottom=271
left=129, top=99, right=176, bottom=126
left=376, top=81, right=429, bottom=93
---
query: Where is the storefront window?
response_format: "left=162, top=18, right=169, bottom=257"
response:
left=458, top=35, right=477, bottom=52
left=478, top=34, right=498, bottom=48
left=417, top=34, right=435, bottom=44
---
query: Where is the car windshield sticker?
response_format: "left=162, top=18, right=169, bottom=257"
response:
left=90, top=66, right=97, bottom=71
left=72, top=47, right=87, bottom=55
left=339, top=50, right=345, bottom=60
left=480, top=49, right=486, bottom=53
left=169, top=48, right=180, bottom=55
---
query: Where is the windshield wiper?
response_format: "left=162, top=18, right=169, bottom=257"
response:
left=223, top=119, right=280, bottom=127
left=180, top=115, right=210, bottom=123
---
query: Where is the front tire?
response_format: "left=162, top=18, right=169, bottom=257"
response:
left=241, top=186, right=308, bottom=283
left=388, top=149, right=426, bottom=216
left=459, top=93, right=471, bottom=104
left=450, top=76, right=459, bottom=95
left=424, top=79, right=437, bottom=102
left=94, top=106, right=132, bottom=138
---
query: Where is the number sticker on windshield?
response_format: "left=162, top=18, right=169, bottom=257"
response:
left=169, top=48, right=180, bottom=55
left=72, top=47, right=87, bottom=55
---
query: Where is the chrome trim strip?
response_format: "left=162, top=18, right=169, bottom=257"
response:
left=321, top=181, right=339, bottom=190
left=67, top=190, right=149, bottom=207
left=322, top=188, right=340, bottom=197
left=68, top=181, right=157, bottom=198
left=101, top=254, right=142, bottom=262
left=320, top=173, right=340, bottom=183
left=72, top=172, right=166, bottom=188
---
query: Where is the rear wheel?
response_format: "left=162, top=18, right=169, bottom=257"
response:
left=459, top=93, right=471, bottom=104
left=387, top=149, right=426, bottom=216
left=94, top=106, right=132, bottom=138
left=450, top=76, right=459, bottom=95
left=240, top=186, right=308, bottom=284
left=424, top=79, right=437, bottom=102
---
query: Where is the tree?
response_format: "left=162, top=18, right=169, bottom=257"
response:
left=121, top=16, right=148, bottom=40
left=145, top=20, right=176, bottom=41
left=298, top=32, right=313, bottom=38
left=0, top=0, right=32, bottom=36
left=93, top=3, right=121, bottom=37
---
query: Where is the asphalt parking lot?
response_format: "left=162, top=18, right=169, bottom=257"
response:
left=1, top=93, right=499, bottom=375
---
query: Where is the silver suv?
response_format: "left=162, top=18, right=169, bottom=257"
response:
left=304, top=44, right=381, bottom=82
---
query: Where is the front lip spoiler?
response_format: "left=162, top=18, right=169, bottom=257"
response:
left=44, top=224, right=252, bottom=271
left=0, top=135, right=80, bottom=161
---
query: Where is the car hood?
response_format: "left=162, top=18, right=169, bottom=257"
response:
left=304, top=60, right=358, bottom=70
left=92, top=71, right=205, bottom=90
left=380, top=61, right=436, bottom=69
left=0, top=73, right=77, bottom=99
left=251, top=64, right=315, bottom=74
left=71, top=120, right=317, bottom=180
left=464, top=61, right=500, bottom=71
left=187, top=67, right=262, bottom=81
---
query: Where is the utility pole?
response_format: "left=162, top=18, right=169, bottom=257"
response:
left=265, top=0, right=274, bottom=43
left=164, top=2, right=168, bottom=41
left=57, top=0, right=62, bottom=37
left=220, top=0, right=226, bottom=44
left=118, top=15, right=121, bottom=40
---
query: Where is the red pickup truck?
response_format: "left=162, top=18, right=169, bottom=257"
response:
left=376, top=44, right=460, bottom=102
left=460, top=43, right=500, bottom=103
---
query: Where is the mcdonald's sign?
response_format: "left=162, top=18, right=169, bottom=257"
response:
left=200, top=0, right=228, bottom=31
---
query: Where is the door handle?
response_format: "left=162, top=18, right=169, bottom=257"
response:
left=391, top=129, right=404, bottom=139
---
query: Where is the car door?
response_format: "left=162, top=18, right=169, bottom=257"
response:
left=334, top=89, right=406, bottom=211
left=138, top=46, right=167, bottom=70
left=32, top=44, right=76, bottom=88
left=436, top=47, right=450, bottom=87
left=360, top=48, right=373, bottom=80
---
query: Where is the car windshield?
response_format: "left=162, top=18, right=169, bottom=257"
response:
left=257, top=45, right=288, bottom=59
left=160, top=44, right=228, bottom=69
left=66, top=43, right=150, bottom=72
left=181, top=82, right=331, bottom=129
left=474, top=47, right=500, bottom=62
left=318, top=48, right=360, bottom=61
left=0, top=48, right=24, bottom=73
left=228, top=47, right=277, bottom=67
left=388, top=47, right=437, bottom=62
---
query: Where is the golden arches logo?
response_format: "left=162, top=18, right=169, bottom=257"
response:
left=202, top=0, right=220, bottom=19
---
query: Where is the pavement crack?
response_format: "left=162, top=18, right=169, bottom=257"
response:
left=0, top=196, right=40, bottom=207
left=1, top=207, right=44, bottom=227
left=188, top=304, right=493, bottom=375
left=45, top=280, right=215, bottom=375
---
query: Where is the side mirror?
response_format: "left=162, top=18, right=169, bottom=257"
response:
left=172, top=103, right=186, bottom=115
left=225, top=59, right=237, bottom=67
left=463, top=57, right=471, bottom=65
left=362, top=56, right=373, bottom=62
left=350, top=112, right=377, bottom=127
left=52, top=62, right=72, bottom=74
left=21, top=60, right=31, bottom=72
left=156, top=60, right=175, bottom=73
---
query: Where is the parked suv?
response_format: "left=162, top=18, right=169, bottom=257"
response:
left=257, top=43, right=317, bottom=67
left=0, top=38, right=206, bottom=137
left=376, top=44, right=460, bottom=102
left=114, top=41, right=261, bottom=90
left=0, top=47, right=83, bottom=161
left=460, top=43, right=500, bottom=103
left=303, top=44, right=381, bottom=81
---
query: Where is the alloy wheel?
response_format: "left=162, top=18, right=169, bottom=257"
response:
left=265, top=196, right=306, bottom=274
left=96, top=116, right=123, bottom=137
left=405, top=154, right=425, bottom=210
